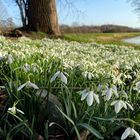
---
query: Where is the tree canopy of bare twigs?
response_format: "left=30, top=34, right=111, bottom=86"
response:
left=0, top=0, right=8, bottom=20
left=129, top=0, right=140, bottom=16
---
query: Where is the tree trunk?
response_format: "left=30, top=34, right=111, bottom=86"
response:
left=28, top=0, right=61, bottom=36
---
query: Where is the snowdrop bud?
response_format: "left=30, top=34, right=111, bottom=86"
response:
left=8, top=106, right=16, bottom=114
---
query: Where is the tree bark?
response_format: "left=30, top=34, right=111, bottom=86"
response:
left=28, top=0, right=61, bottom=36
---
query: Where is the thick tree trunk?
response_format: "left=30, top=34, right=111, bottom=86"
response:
left=28, top=0, right=61, bottom=36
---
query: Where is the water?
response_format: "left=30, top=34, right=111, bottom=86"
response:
left=123, top=36, right=140, bottom=45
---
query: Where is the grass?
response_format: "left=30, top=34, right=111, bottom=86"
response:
left=63, top=32, right=140, bottom=49
left=0, top=36, right=140, bottom=139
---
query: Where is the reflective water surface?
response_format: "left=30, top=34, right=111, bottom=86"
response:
left=123, top=36, right=140, bottom=45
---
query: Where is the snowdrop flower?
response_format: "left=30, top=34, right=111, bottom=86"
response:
left=7, top=54, right=13, bottom=64
left=121, top=127, right=140, bottom=140
left=79, top=89, right=100, bottom=106
left=82, top=71, right=94, bottom=80
left=8, top=106, right=24, bottom=115
left=17, top=81, right=39, bottom=91
left=50, top=71, right=67, bottom=84
left=31, top=63, right=38, bottom=72
left=134, top=81, right=140, bottom=92
left=111, top=100, right=133, bottom=113
left=23, top=63, right=30, bottom=72
left=102, top=85, right=118, bottom=101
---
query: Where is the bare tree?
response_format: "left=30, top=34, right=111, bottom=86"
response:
left=0, top=1, right=9, bottom=21
left=14, top=0, right=28, bottom=27
left=129, top=0, right=140, bottom=16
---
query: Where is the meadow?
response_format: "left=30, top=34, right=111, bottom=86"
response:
left=63, top=32, right=140, bottom=49
left=0, top=35, right=140, bottom=140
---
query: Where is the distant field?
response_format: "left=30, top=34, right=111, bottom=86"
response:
left=63, top=32, right=140, bottom=49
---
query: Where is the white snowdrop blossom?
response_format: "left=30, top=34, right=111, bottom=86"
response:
left=17, top=81, right=39, bottom=91
left=121, top=127, right=140, bottom=140
left=102, top=85, right=118, bottom=101
left=50, top=71, right=67, bottom=84
left=8, top=106, right=24, bottom=115
left=79, top=89, right=100, bottom=106
left=31, top=63, right=38, bottom=72
left=111, top=100, right=133, bottom=113
left=82, top=71, right=94, bottom=80
left=7, top=54, right=13, bottom=64
left=23, top=63, right=30, bottom=72
left=134, top=81, right=140, bottom=92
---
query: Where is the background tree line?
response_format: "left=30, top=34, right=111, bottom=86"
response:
left=61, top=24, right=140, bottom=33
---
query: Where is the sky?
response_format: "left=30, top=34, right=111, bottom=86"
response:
left=2, top=0, right=140, bottom=28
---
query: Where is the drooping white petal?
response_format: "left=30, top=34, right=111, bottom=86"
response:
left=8, top=54, right=13, bottom=64
left=27, top=81, right=39, bottom=89
left=121, top=100, right=127, bottom=110
left=97, top=84, right=102, bottom=92
left=86, top=91, right=93, bottom=106
left=135, top=81, right=140, bottom=91
left=129, top=128, right=134, bottom=136
left=59, top=72, right=67, bottom=84
left=115, top=100, right=123, bottom=113
left=17, top=82, right=27, bottom=91
left=122, top=91, right=128, bottom=99
left=105, top=88, right=112, bottom=101
left=111, top=100, right=118, bottom=106
left=93, top=93, right=100, bottom=104
left=50, top=71, right=60, bottom=83
left=121, top=127, right=131, bottom=140
left=132, top=129, right=140, bottom=140
left=125, top=102, right=134, bottom=111
left=112, top=85, right=117, bottom=91
left=112, top=85, right=119, bottom=98
left=16, top=109, right=24, bottom=114
left=0, top=86, right=5, bottom=89
left=79, top=89, right=88, bottom=95
left=81, top=91, right=89, bottom=101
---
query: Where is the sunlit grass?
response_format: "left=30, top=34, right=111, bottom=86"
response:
left=63, top=32, right=140, bottom=49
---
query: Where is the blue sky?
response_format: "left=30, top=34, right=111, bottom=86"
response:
left=2, top=0, right=140, bottom=28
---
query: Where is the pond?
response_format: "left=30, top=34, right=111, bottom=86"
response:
left=123, top=36, right=140, bottom=45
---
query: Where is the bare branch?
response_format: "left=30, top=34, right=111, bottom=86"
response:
left=0, top=0, right=9, bottom=20
left=128, top=0, right=140, bottom=17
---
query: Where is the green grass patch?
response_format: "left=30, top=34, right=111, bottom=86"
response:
left=63, top=32, right=140, bottom=49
